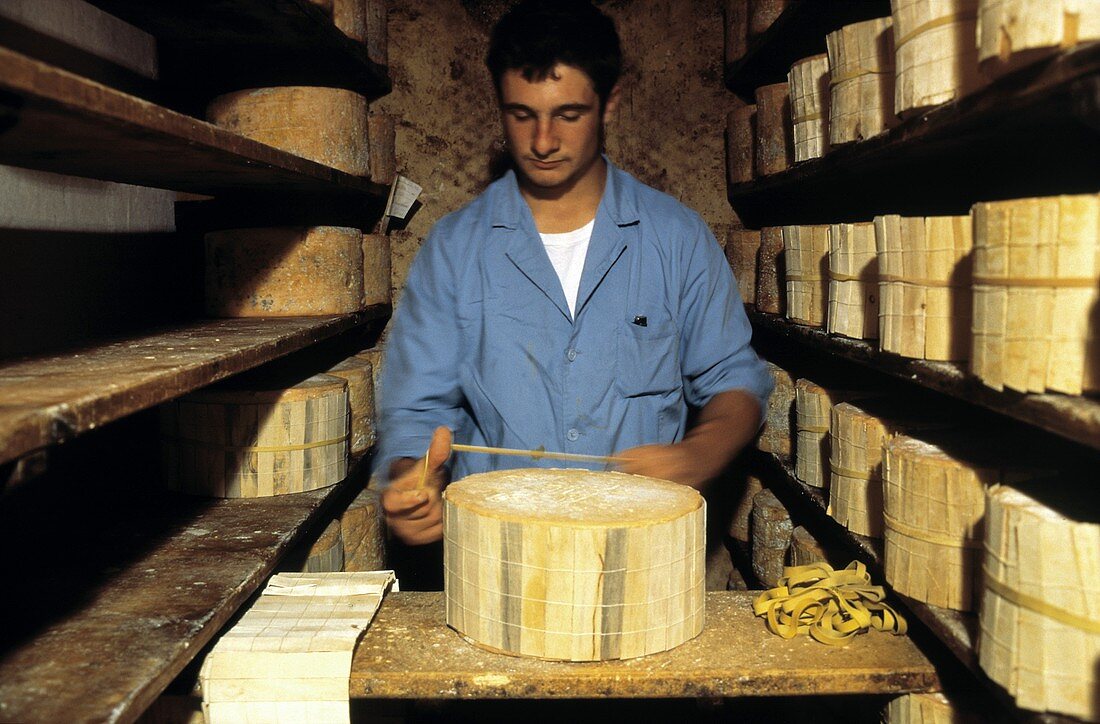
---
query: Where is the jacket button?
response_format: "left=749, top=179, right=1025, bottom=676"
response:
left=566, top=348, right=578, bottom=361
left=566, top=429, right=580, bottom=441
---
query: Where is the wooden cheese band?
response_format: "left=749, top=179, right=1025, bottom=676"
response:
left=751, top=487, right=793, bottom=588
left=971, top=194, right=1100, bottom=395
left=362, top=232, right=392, bottom=307
left=977, top=0, right=1100, bottom=79
left=884, top=692, right=981, bottom=723
left=882, top=434, right=1037, bottom=611
left=443, top=468, right=705, bottom=661
left=788, top=53, right=830, bottom=162
left=205, top=226, right=365, bottom=317
left=324, top=356, right=374, bottom=455
left=724, top=0, right=750, bottom=64
left=160, top=373, right=349, bottom=498
left=726, top=104, right=756, bottom=185
left=891, top=0, right=985, bottom=116
left=874, top=214, right=973, bottom=361
left=725, top=228, right=761, bottom=306
left=206, top=87, right=369, bottom=176
left=757, top=360, right=795, bottom=456
left=754, top=83, right=794, bottom=176
left=828, top=221, right=879, bottom=340
left=794, top=378, right=862, bottom=489
left=749, top=0, right=790, bottom=36
left=756, top=227, right=786, bottom=314
left=341, top=487, right=386, bottom=571
left=729, top=473, right=764, bottom=543
left=783, top=224, right=830, bottom=327
left=301, top=517, right=344, bottom=573
left=827, top=17, right=897, bottom=145
left=828, top=400, right=947, bottom=538
left=787, top=525, right=836, bottom=568
left=980, top=484, right=1100, bottom=721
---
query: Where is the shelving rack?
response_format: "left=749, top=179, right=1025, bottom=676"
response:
left=726, top=3, right=1100, bottom=721
left=0, top=3, right=392, bottom=721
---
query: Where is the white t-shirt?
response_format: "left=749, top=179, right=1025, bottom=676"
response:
left=540, top=218, right=595, bottom=318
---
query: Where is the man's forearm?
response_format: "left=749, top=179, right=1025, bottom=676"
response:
left=679, top=388, right=763, bottom=482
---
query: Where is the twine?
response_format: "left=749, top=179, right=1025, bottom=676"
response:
left=830, top=68, right=892, bottom=86
left=752, top=561, right=907, bottom=646
left=883, top=511, right=982, bottom=549
left=971, top=274, right=1099, bottom=288
left=878, top=274, right=959, bottom=287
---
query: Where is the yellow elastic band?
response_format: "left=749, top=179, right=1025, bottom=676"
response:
left=829, top=272, right=873, bottom=282
left=971, top=275, right=1099, bottom=288
left=984, top=571, right=1100, bottom=634
left=894, top=11, right=977, bottom=50
left=792, top=111, right=824, bottom=124
left=753, top=561, right=907, bottom=647
left=170, top=435, right=348, bottom=453
left=878, top=274, right=958, bottom=288
left=883, top=512, right=981, bottom=549
left=830, top=462, right=877, bottom=481
left=830, top=68, right=891, bottom=86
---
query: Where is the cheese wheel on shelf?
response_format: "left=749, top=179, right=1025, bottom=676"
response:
left=891, top=0, right=985, bottom=116
left=206, top=87, right=369, bottom=176
left=368, top=111, right=397, bottom=185
left=323, top=356, right=375, bottom=455
left=755, top=227, right=786, bottom=314
left=754, top=83, right=794, bottom=176
left=787, top=525, right=839, bottom=568
left=355, top=347, right=384, bottom=423
left=827, top=17, right=897, bottom=145
left=977, top=0, right=1100, bottom=79
left=726, top=104, right=756, bottom=185
left=980, top=484, right=1100, bottom=722
left=729, top=473, right=764, bottom=543
left=884, top=692, right=982, bottom=723
left=724, top=0, right=750, bottom=64
left=971, top=194, right=1100, bottom=395
left=333, top=0, right=367, bottom=42
left=783, top=224, right=830, bottom=327
left=793, top=378, right=864, bottom=490
left=362, top=232, right=392, bottom=308
left=757, top=360, right=796, bottom=456
left=874, top=214, right=973, bottom=361
left=160, top=373, right=349, bottom=498
left=788, top=53, right=830, bottom=162
left=725, top=228, right=761, bottom=306
left=828, top=221, right=879, bottom=340
left=443, top=468, right=705, bottom=661
left=301, top=518, right=344, bottom=573
left=749, top=0, right=790, bottom=36
left=205, top=226, right=365, bottom=317
left=341, top=487, right=386, bottom=571
left=751, top=487, right=793, bottom=588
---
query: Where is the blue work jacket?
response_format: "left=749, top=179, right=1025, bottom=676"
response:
left=376, top=159, right=772, bottom=482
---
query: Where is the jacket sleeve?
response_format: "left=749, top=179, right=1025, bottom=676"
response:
left=374, top=225, right=466, bottom=485
left=677, top=216, right=773, bottom=415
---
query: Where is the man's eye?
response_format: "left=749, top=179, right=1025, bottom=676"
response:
left=559, top=113, right=581, bottom=122
left=510, top=111, right=532, bottom=120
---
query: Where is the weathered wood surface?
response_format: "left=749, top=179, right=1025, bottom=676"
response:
left=0, top=474, right=361, bottom=724
left=727, top=42, right=1100, bottom=227
left=84, top=0, right=390, bottom=98
left=749, top=310, right=1100, bottom=452
left=0, top=46, right=389, bottom=197
left=0, top=310, right=386, bottom=467
left=349, top=591, right=939, bottom=699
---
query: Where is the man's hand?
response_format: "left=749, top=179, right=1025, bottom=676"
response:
left=381, top=426, right=452, bottom=545
left=618, top=390, right=762, bottom=490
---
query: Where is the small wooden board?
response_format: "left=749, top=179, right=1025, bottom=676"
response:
left=349, top=591, right=940, bottom=699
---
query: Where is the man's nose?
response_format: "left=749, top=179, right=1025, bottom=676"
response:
left=531, top=118, right=559, bottom=157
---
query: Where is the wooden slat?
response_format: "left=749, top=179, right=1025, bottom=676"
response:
left=0, top=467, right=364, bottom=724
left=349, top=590, right=939, bottom=699
left=724, top=0, right=892, bottom=102
left=0, top=46, right=389, bottom=197
left=86, top=0, right=390, bottom=100
left=728, top=42, right=1100, bottom=227
left=750, top=311, right=1100, bottom=451
left=0, top=309, right=387, bottom=467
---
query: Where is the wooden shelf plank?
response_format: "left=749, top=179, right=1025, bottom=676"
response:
left=728, top=42, right=1100, bottom=227
left=350, top=591, right=939, bottom=700
left=724, top=0, right=891, bottom=102
left=0, top=45, right=389, bottom=197
left=749, top=311, right=1100, bottom=451
left=0, top=464, right=366, bottom=724
left=0, top=308, right=387, bottom=467
left=86, top=0, right=390, bottom=101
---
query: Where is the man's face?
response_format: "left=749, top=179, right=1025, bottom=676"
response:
left=499, top=63, right=615, bottom=194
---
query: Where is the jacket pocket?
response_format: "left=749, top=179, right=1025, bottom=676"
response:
left=615, top=317, right=681, bottom=398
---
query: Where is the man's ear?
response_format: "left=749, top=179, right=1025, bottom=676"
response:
left=603, top=83, right=623, bottom=124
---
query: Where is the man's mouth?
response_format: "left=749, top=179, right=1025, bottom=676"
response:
left=529, top=159, right=564, bottom=169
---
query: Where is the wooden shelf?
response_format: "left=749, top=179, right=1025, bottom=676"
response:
left=749, top=310, right=1100, bottom=452
left=724, top=0, right=891, bottom=102
left=0, top=45, right=390, bottom=197
left=86, top=0, right=391, bottom=102
left=0, top=461, right=367, bottom=724
left=0, top=308, right=387, bottom=468
left=728, top=42, right=1100, bottom=227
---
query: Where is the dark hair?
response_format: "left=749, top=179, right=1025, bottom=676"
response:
left=486, top=0, right=622, bottom=108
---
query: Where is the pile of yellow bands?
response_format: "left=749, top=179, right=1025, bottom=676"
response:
left=752, top=561, right=907, bottom=646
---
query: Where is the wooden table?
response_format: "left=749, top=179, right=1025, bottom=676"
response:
left=350, top=591, right=940, bottom=700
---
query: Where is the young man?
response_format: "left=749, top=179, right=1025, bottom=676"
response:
left=378, top=0, right=772, bottom=546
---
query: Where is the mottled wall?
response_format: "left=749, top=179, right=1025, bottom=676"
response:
left=374, top=0, right=739, bottom=303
